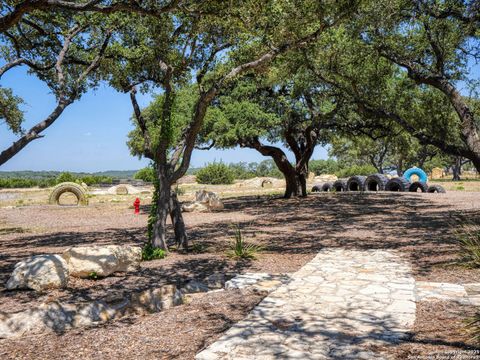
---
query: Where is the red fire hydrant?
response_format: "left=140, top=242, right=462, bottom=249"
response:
left=133, top=198, right=140, bottom=215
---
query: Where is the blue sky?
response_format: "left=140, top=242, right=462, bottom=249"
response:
left=0, top=66, right=328, bottom=172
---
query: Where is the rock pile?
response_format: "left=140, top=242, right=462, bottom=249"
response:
left=1, top=271, right=287, bottom=339
left=5, top=245, right=141, bottom=291
left=182, top=190, right=224, bottom=212
left=0, top=284, right=183, bottom=339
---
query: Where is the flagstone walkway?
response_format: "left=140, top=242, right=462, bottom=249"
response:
left=196, top=249, right=416, bottom=360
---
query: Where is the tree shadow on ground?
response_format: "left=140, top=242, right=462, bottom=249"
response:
left=200, top=298, right=479, bottom=358
left=1, top=192, right=479, bottom=311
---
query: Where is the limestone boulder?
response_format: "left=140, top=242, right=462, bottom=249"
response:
left=207, top=197, right=224, bottom=210
left=182, top=202, right=209, bottom=212
left=73, top=301, right=115, bottom=327
left=182, top=196, right=223, bottom=212
left=195, top=189, right=219, bottom=203
left=206, top=273, right=226, bottom=289
left=0, top=308, right=50, bottom=338
left=6, top=254, right=69, bottom=291
left=181, top=280, right=209, bottom=294
left=62, top=245, right=141, bottom=278
left=129, top=285, right=183, bottom=314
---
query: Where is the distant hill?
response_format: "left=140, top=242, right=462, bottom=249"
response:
left=0, top=170, right=138, bottom=179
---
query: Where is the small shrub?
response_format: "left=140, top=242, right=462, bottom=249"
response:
left=56, top=172, right=77, bottom=184
left=196, top=162, right=235, bottom=185
left=309, top=159, right=340, bottom=176
left=80, top=175, right=113, bottom=185
left=142, top=243, right=167, bottom=261
left=226, top=224, right=262, bottom=260
left=88, top=271, right=99, bottom=280
left=134, top=166, right=156, bottom=183
left=456, top=225, right=480, bottom=268
left=335, top=164, right=377, bottom=178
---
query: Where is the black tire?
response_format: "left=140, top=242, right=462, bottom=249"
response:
left=385, top=177, right=410, bottom=192
left=364, top=174, right=389, bottom=192
left=311, top=184, right=322, bottom=192
left=409, top=181, right=428, bottom=193
left=49, top=182, right=88, bottom=206
left=427, top=184, right=446, bottom=193
left=346, top=176, right=366, bottom=191
left=321, top=182, right=333, bottom=192
left=332, top=179, right=348, bottom=192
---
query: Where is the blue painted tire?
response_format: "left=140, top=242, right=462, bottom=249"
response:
left=403, top=167, right=428, bottom=183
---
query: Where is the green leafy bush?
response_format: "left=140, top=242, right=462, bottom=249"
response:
left=0, top=178, right=55, bottom=188
left=335, top=164, right=377, bottom=178
left=196, top=162, right=235, bottom=185
left=226, top=225, right=263, bottom=260
left=227, top=162, right=257, bottom=179
left=309, top=159, right=340, bottom=175
left=141, top=243, right=167, bottom=261
left=134, top=166, right=156, bottom=183
left=254, top=159, right=283, bottom=178
left=80, top=175, right=113, bottom=185
left=56, top=172, right=76, bottom=184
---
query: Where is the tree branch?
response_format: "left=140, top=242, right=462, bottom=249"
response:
left=0, top=0, right=182, bottom=33
left=129, top=86, right=154, bottom=160
left=0, top=100, right=70, bottom=166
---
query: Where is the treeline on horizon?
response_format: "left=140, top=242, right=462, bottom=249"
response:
left=0, top=171, right=118, bottom=189
left=0, top=159, right=346, bottom=188
left=2, top=158, right=475, bottom=189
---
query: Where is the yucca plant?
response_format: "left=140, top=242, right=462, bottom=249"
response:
left=457, top=225, right=480, bottom=268
left=465, top=312, right=480, bottom=345
left=226, top=224, right=263, bottom=260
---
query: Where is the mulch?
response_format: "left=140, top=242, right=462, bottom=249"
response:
left=1, top=191, right=480, bottom=358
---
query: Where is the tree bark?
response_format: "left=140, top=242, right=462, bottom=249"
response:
left=151, top=166, right=171, bottom=250
left=397, top=155, right=404, bottom=177
left=241, top=138, right=304, bottom=198
left=169, top=191, right=188, bottom=250
left=452, top=157, right=462, bottom=181
left=284, top=171, right=302, bottom=198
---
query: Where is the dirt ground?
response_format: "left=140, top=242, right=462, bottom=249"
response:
left=0, top=187, right=480, bottom=358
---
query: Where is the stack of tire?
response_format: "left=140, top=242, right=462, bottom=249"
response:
left=311, top=167, right=445, bottom=194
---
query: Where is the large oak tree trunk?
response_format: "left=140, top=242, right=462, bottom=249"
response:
left=151, top=167, right=171, bottom=250
left=284, top=171, right=301, bottom=198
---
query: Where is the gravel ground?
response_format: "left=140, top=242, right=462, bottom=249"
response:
left=1, top=190, right=479, bottom=358
left=384, top=301, right=480, bottom=358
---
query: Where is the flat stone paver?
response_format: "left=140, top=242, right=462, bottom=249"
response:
left=416, top=282, right=480, bottom=305
left=196, top=249, right=416, bottom=360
